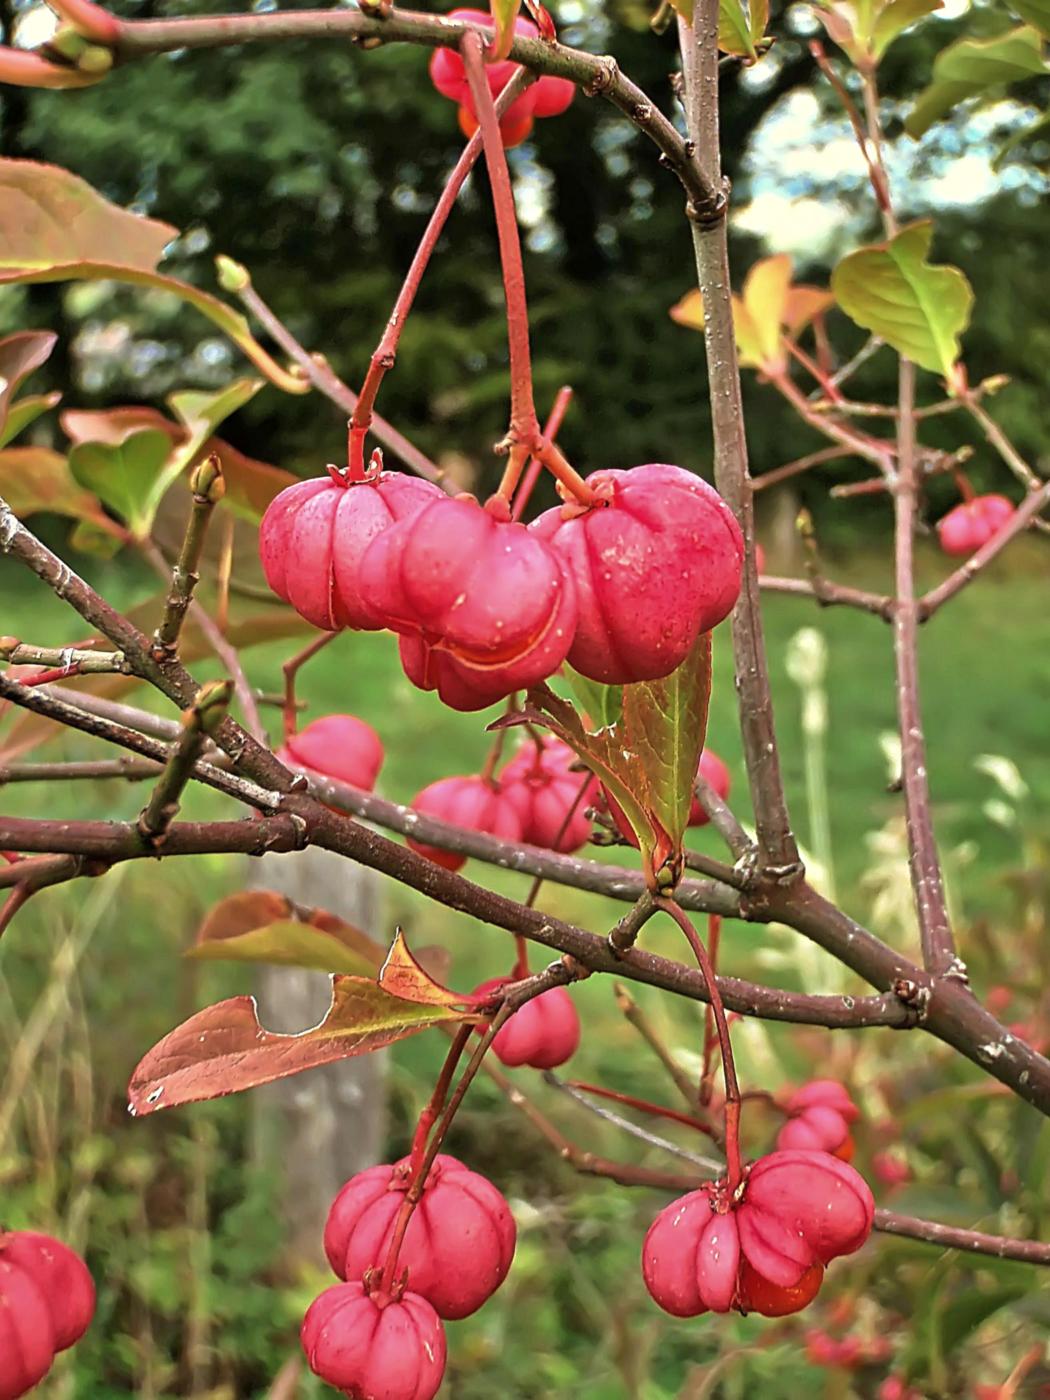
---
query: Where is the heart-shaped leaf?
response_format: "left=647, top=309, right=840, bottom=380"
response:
left=905, top=25, right=1047, bottom=137
left=68, top=428, right=177, bottom=538
left=814, top=0, right=941, bottom=62
left=187, top=889, right=387, bottom=976
left=127, top=977, right=473, bottom=1116
left=0, top=159, right=308, bottom=395
left=831, top=222, right=973, bottom=377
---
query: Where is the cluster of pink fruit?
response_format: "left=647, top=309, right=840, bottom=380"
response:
left=775, top=1077, right=859, bottom=1161
left=429, top=8, right=574, bottom=149
left=260, top=462, right=744, bottom=713
left=302, top=1153, right=516, bottom=1399
left=0, top=1230, right=95, bottom=1399
left=937, top=492, right=1013, bottom=556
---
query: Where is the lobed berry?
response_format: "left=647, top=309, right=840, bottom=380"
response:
left=259, top=469, right=443, bottom=632
left=775, top=1079, right=859, bottom=1161
left=0, top=1231, right=95, bottom=1400
left=428, top=9, right=574, bottom=150
left=277, top=713, right=384, bottom=793
left=473, top=976, right=581, bottom=1068
left=406, top=775, right=523, bottom=871
left=361, top=494, right=577, bottom=711
left=302, top=1280, right=446, bottom=1400
left=642, top=1150, right=874, bottom=1318
left=936, top=493, right=1013, bottom=557
left=500, top=737, right=597, bottom=853
left=324, top=1153, right=516, bottom=1320
left=530, top=464, right=743, bottom=684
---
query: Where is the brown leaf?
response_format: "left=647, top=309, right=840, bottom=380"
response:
left=127, top=978, right=471, bottom=1116
left=378, top=929, right=466, bottom=1008
left=189, top=890, right=387, bottom=976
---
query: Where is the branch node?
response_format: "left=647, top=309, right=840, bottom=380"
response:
left=583, top=55, right=618, bottom=96
left=685, top=176, right=731, bottom=227
left=892, top=977, right=931, bottom=1025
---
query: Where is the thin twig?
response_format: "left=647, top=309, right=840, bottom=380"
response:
left=137, top=681, right=233, bottom=843
left=0, top=641, right=131, bottom=675
left=759, top=573, right=896, bottom=621
left=153, top=453, right=224, bottom=656
left=613, top=981, right=700, bottom=1108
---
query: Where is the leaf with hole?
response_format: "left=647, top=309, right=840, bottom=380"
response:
left=127, top=977, right=473, bottom=1115
left=831, top=222, right=973, bottom=377
left=187, top=889, right=387, bottom=976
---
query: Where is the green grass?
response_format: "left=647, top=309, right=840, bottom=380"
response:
left=1, top=537, right=1048, bottom=1396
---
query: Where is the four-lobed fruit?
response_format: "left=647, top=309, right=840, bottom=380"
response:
left=406, top=775, right=523, bottom=871
left=0, top=1231, right=96, bottom=1400
left=642, top=1150, right=874, bottom=1318
left=775, top=1079, right=859, bottom=1161
left=499, top=737, right=597, bottom=853
left=530, top=464, right=743, bottom=684
left=361, top=495, right=578, bottom=711
left=473, top=976, right=581, bottom=1068
left=302, top=1280, right=446, bottom=1400
left=429, top=9, right=574, bottom=149
left=324, top=1153, right=516, bottom=1320
left=936, top=493, right=1013, bottom=557
left=277, top=714, right=384, bottom=793
left=259, top=469, right=443, bottom=632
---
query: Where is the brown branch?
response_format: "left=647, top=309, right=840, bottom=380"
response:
left=893, top=359, right=957, bottom=979
left=153, top=453, right=224, bottom=655
left=873, top=1209, right=1050, bottom=1266
left=0, top=811, right=909, bottom=1031
left=919, top=477, right=1050, bottom=619
left=759, top=573, right=895, bottom=621
left=678, top=10, right=799, bottom=876
left=113, top=7, right=718, bottom=212
left=0, top=640, right=132, bottom=674
left=752, top=446, right=853, bottom=493
left=0, top=757, right=162, bottom=784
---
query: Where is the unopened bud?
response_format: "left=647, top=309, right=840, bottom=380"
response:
left=76, top=43, right=113, bottom=73
left=215, top=254, right=250, bottom=294
left=0, top=636, right=19, bottom=660
left=190, top=678, right=234, bottom=735
left=190, top=452, right=226, bottom=504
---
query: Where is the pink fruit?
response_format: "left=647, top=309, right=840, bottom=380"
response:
left=259, top=469, right=442, bottom=631
left=360, top=495, right=577, bottom=711
left=0, top=1231, right=94, bottom=1354
left=642, top=1150, right=873, bottom=1318
left=530, top=464, right=743, bottom=684
left=776, top=1079, right=859, bottom=1160
left=301, top=1281, right=446, bottom=1400
left=500, top=738, right=596, bottom=853
left=936, top=493, right=1013, bottom=557
left=688, top=748, right=731, bottom=827
left=872, top=1150, right=911, bottom=1187
left=324, top=1154, right=516, bottom=1320
left=428, top=10, right=574, bottom=149
left=0, top=1258, right=55, bottom=1400
left=473, top=977, right=580, bottom=1068
left=406, top=776, right=523, bottom=872
left=277, top=714, right=384, bottom=792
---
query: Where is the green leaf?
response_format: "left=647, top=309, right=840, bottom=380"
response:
left=564, top=667, right=623, bottom=732
left=831, top=221, right=973, bottom=377
left=0, top=392, right=62, bottom=449
left=489, top=0, right=522, bottom=61
left=939, top=1286, right=1029, bottom=1356
left=1010, top=0, right=1050, bottom=34
left=872, top=0, right=942, bottom=58
left=749, top=0, right=770, bottom=43
left=0, top=444, right=118, bottom=532
left=68, top=428, right=176, bottom=538
left=621, top=630, right=713, bottom=856
left=0, top=159, right=308, bottom=395
left=719, top=0, right=757, bottom=58
left=0, top=330, right=57, bottom=446
left=905, top=26, right=1047, bottom=137
left=127, top=977, right=473, bottom=1115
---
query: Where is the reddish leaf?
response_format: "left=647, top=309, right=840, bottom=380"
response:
left=377, top=929, right=467, bottom=1009
left=189, top=889, right=387, bottom=976
left=127, top=978, right=472, bottom=1116
left=0, top=445, right=120, bottom=533
left=61, top=405, right=179, bottom=448
left=0, top=330, right=56, bottom=446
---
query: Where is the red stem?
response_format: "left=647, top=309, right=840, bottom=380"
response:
left=699, top=912, right=721, bottom=1106
left=281, top=631, right=337, bottom=743
left=656, top=897, right=742, bottom=1190
left=511, top=385, right=574, bottom=521
left=460, top=35, right=541, bottom=456
left=408, top=1023, right=473, bottom=1171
